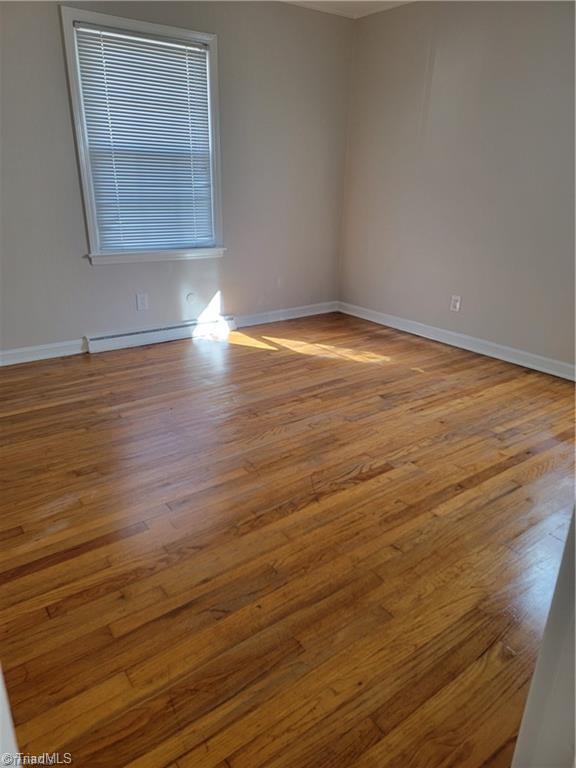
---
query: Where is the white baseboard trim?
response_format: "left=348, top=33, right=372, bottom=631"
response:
left=338, top=302, right=575, bottom=381
left=236, top=301, right=339, bottom=328
left=0, top=303, right=338, bottom=366
left=2, top=301, right=571, bottom=381
left=0, top=339, right=85, bottom=367
left=87, top=316, right=237, bottom=353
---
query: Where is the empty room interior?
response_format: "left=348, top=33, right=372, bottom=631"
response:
left=0, top=0, right=575, bottom=765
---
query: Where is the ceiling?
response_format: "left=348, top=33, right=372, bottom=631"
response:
left=291, top=1, right=409, bottom=19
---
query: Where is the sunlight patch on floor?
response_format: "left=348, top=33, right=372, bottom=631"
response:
left=227, top=333, right=278, bottom=351
left=262, top=336, right=392, bottom=363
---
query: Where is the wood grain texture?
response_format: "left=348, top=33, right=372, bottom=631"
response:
left=0, top=313, right=573, bottom=767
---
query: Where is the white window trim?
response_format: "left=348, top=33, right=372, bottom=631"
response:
left=61, top=6, right=224, bottom=264
left=88, top=248, right=225, bottom=265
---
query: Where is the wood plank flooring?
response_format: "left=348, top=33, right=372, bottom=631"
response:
left=0, top=313, right=573, bottom=767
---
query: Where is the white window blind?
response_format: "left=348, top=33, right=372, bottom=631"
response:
left=63, top=10, right=222, bottom=260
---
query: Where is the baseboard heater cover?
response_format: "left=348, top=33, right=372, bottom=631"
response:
left=87, top=316, right=237, bottom=353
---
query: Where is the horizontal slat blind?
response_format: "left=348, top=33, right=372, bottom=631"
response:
left=74, top=23, right=214, bottom=253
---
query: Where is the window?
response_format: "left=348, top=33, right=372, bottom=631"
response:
left=61, top=8, right=223, bottom=264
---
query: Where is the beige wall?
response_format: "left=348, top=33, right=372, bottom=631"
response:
left=0, top=2, right=352, bottom=348
left=341, top=1, right=575, bottom=364
left=1, top=2, right=574, bottom=365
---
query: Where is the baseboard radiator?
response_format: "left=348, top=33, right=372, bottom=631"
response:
left=87, top=316, right=237, bottom=353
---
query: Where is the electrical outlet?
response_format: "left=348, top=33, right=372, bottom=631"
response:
left=450, top=295, right=461, bottom=312
left=136, top=292, right=149, bottom=311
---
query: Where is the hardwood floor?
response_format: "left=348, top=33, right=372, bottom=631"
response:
left=0, top=313, right=573, bottom=767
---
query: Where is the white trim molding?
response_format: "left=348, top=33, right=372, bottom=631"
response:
left=1, top=302, right=572, bottom=380
left=88, top=248, right=225, bottom=265
left=0, top=340, right=85, bottom=367
left=61, top=6, right=224, bottom=260
left=85, top=303, right=338, bottom=351
left=236, top=301, right=339, bottom=328
left=87, top=317, right=237, bottom=353
left=0, top=303, right=338, bottom=366
left=338, top=302, right=576, bottom=381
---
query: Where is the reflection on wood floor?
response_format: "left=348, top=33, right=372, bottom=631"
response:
left=0, top=313, right=573, bottom=767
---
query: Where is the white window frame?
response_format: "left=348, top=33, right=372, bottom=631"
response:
left=61, top=7, right=224, bottom=265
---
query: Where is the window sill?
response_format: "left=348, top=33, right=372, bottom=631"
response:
left=88, top=248, right=225, bottom=265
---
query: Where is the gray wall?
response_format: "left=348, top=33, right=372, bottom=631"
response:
left=1, top=2, right=574, bottom=365
left=0, top=2, right=352, bottom=348
left=341, top=1, right=575, bottom=364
